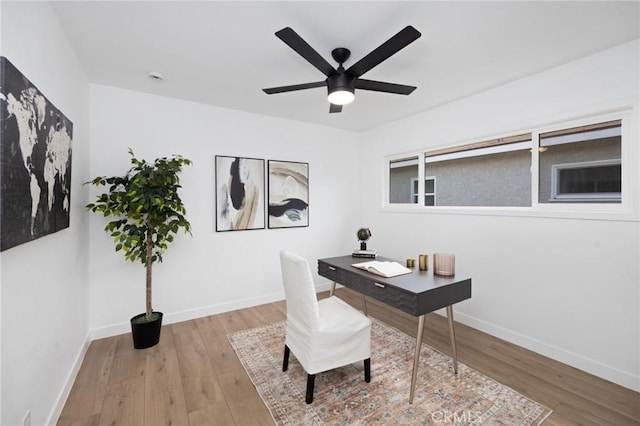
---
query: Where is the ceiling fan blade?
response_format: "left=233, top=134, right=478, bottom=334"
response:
left=346, top=26, right=421, bottom=78
left=329, top=103, right=342, bottom=113
left=275, top=27, right=336, bottom=77
left=262, top=81, right=326, bottom=94
left=355, top=79, right=416, bottom=95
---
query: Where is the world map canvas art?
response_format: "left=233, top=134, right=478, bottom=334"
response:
left=0, top=57, right=73, bottom=251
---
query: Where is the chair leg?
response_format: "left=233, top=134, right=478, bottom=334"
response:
left=305, top=374, right=316, bottom=404
left=283, top=345, right=290, bottom=372
left=364, top=358, right=371, bottom=383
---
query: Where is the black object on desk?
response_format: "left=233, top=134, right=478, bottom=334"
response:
left=318, top=255, right=472, bottom=403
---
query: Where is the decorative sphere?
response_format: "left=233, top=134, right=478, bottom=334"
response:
left=357, top=228, right=371, bottom=242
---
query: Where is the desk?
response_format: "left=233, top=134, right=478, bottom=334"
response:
left=318, top=255, right=471, bottom=403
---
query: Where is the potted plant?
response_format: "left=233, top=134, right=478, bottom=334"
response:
left=86, top=148, right=192, bottom=349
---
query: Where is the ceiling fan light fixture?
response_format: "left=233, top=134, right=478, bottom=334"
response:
left=327, top=72, right=356, bottom=105
left=328, top=88, right=355, bottom=105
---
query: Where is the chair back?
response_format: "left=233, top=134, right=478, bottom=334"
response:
left=280, top=250, right=320, bottom=333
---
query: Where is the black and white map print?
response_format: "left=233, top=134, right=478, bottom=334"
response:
left=0, top=57, right=73, bottom=251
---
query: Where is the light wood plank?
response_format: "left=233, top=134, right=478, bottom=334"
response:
left=217, top=309, right=250, bottom=334
left=258, top=301, right=287, bottom=324
left=144, top=348, right=190, bottom=426
left=113, top=333, right=135, bottom=356
left=173, top=327, right=225, bottom=412
left=56, top=338, right=117, bottom=425
left=98, top=377, right=144, bottom=426
left=62, top=414, right=100, bottom=426
left=172, top=319, right=196, bottom=335
left=188, top=401, right=236, bottom=426
left=218, top=368, right=274, bottom=426
left=196, top=316, right=245, bottom=374
left=108, top=353, right=145, bottom=385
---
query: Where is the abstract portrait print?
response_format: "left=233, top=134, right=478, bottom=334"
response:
left=0, top=57, right=73, bottom=251
left=268, top=160, right=308, bottom=228
left=215, top=156, right=265, bottom=231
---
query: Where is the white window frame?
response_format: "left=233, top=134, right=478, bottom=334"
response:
left=425, top=141, right=531, bottom=163
left=383, top=109, right=637, bottom=221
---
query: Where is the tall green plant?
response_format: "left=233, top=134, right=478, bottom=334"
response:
left=86, top=149, right=192, bottom=322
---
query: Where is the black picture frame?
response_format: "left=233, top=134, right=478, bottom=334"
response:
left=215, top=155, right=265, bottom=231
left=267, top=160, right=309, bottom=229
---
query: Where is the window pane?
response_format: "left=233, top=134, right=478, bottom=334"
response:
left=539, top=122, right=621, bottom=203
left=425, top=179, right=435, bottom=193
left=425, top=149, right=531, bottom=207
left=558, top=165, right=621, bottom=194
left=425, top=195, right=435, bottom=206
left=389, top=157, right=418, bottom=204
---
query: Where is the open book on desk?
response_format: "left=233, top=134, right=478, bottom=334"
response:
left=352, top=260, right=412, bottom=278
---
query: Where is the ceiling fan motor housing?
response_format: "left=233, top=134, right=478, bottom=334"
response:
left=327, top=72, right=355, bottom=95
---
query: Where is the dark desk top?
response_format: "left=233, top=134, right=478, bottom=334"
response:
left=318, top=255, right=472, bottom=316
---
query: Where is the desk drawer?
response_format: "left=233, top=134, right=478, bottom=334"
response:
left=318, top=261, right=417, bottom=314
left=318, top=261, right=350, bottom=284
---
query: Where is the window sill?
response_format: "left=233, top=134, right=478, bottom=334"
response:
left=381, top=204, right=639, bottom=222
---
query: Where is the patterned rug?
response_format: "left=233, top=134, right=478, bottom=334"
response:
left=228, top=318, right=552, bottom=425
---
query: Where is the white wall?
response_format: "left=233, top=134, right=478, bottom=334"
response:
left=88, top=84, right=360, bottom=337
left=0, top=2, right=91, bottom=426
left=357, top=40, right=640, bottom=391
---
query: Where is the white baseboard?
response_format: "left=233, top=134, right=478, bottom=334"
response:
left=320, top=280, right=639, bottom=391
left=89, top=290, right=287, bottom=340
left=451, top=309, right=640, bottom=392
left=46, top=333, right=91, bottom=426
left=89, top=282, right=337, bottom=340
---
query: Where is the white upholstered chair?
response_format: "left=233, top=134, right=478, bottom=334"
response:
left=279, top=250, right=371, bottom=404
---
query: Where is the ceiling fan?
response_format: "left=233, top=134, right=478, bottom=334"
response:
left=262, top=26, right=421, bottom=113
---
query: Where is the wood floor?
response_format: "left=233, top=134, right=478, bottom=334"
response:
left=58, top=288, right=640, bottom=425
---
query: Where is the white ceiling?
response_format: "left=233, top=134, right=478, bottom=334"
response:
left=50, top=1, right=639, bottom=132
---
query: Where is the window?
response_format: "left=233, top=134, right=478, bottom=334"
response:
left=389, top=156, right=419, bottom=204
left=424, top=134, right=532, bottom=207
left=411, top=177, right=436, bottom=205
left=539, top=120, right=621, bottom=203
left=385, top=114, right=629, bottom=216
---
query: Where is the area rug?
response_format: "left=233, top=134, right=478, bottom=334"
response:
left=228, top=318, right=552, bottom=425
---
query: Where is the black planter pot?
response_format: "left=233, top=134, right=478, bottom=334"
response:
left=130, top=311, right=163, bottom=349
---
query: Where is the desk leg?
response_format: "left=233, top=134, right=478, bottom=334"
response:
left=329, top=281, right=336, bottom=297
left=446, top=305, right=458, bottom=374
left=409, top=314, right=425, bottom=404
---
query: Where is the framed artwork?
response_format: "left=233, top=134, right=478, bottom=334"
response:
left=268, top=160, right=309, bottom=229
left=215, top=155, right=265, bottom=231
left=0, top=57, right=73, bottom=251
